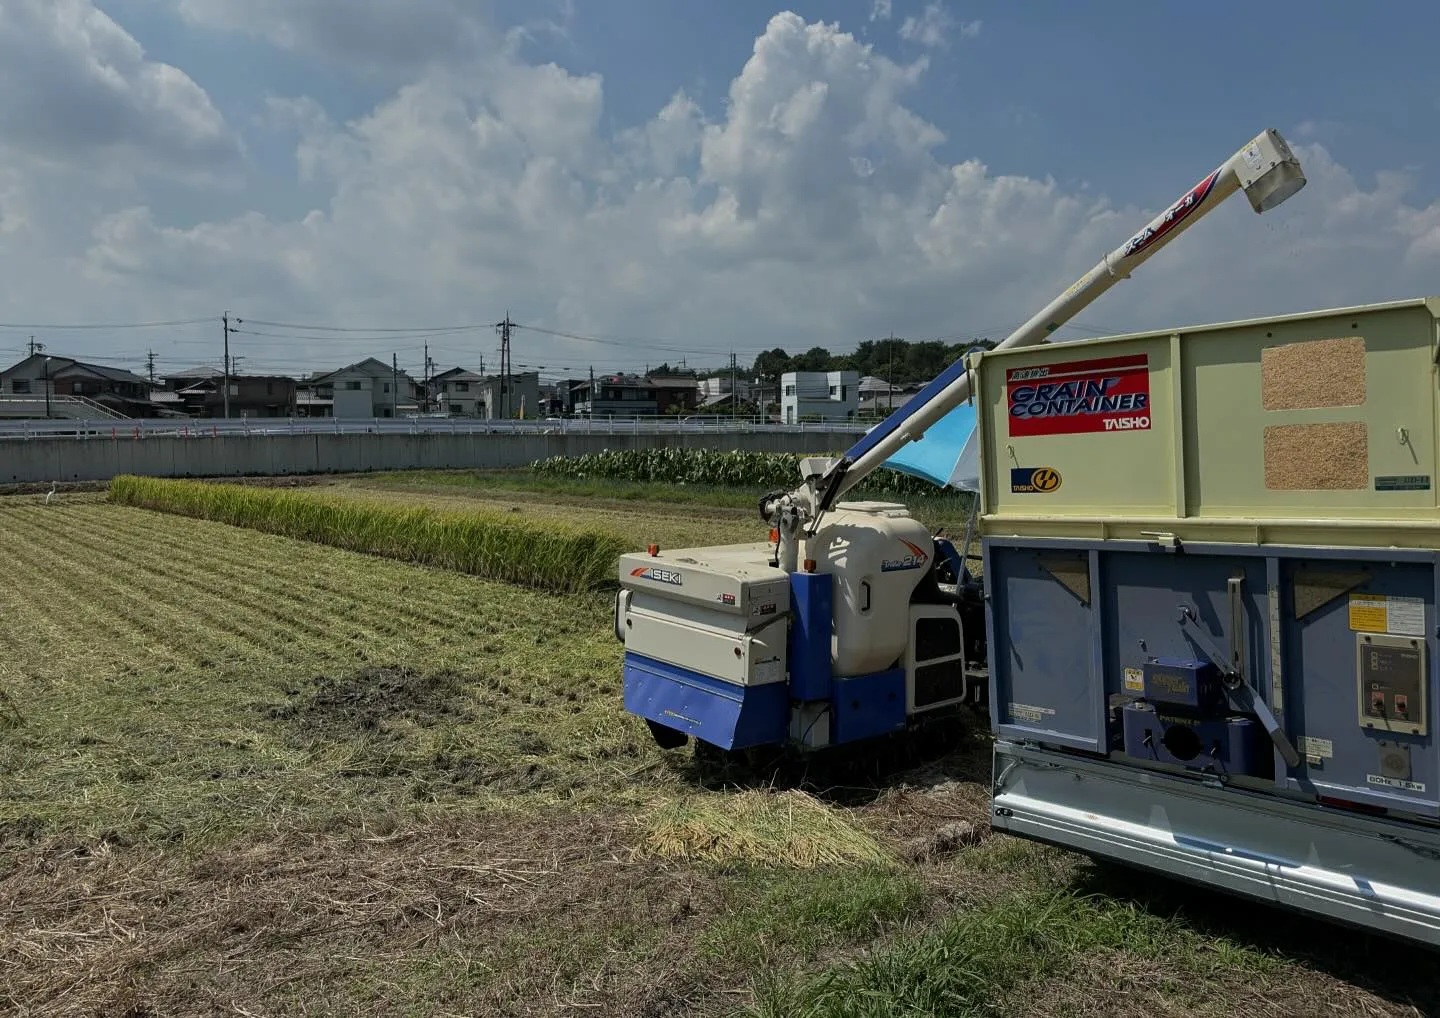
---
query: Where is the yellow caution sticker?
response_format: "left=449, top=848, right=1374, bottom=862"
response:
left=1348, top=593, right=1426, bottom=637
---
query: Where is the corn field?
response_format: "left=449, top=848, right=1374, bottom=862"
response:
left=530, top=448, right=959, bottom=497
left=109, top=475, right=627, bottom=593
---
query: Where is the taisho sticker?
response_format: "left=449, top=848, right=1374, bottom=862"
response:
left=1006, top=354, right=1151, bottom=437
left=1122, top=168, right=1221, bottom=258
left=1010, top=467, right=1062, bottom=493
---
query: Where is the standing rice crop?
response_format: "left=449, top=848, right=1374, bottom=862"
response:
left=108, top=475, right=627, bottom=593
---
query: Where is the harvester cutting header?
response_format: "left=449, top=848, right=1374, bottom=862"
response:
left=616, top=128, right=1440, bottom=946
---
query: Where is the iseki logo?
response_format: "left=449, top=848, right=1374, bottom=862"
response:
left=631, top=566, right=683, bottom=585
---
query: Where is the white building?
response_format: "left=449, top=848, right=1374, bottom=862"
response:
left=302, top=358, right=419, bottom=418
left=780, top=369, right=858, bottom=424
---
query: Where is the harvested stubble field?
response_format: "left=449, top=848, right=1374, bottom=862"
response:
left=1, top=477, right=1435, bottom=1017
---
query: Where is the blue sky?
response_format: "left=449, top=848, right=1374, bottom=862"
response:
left=1, top=1, right=1437, bottom=379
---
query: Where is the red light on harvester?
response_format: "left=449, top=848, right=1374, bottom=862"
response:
left=769, top=529, right=779, bottom=543
left=647, top=544, right=659, bottom=557
left=803, top=559, right=816, bottom=573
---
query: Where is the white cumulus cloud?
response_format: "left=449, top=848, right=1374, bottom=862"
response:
left=0, top=0, right=237, bottom=172
left=0, top=7, right=1436, bottom=380
left=899, top=3, right=978, bottom=49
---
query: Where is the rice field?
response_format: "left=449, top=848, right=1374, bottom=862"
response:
left=0, top=480, right=1433, bottom=1017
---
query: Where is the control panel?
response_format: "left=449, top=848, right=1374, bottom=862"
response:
left=1356, top=633, right=1428, bottom=737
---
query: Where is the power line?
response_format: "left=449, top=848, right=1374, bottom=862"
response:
left=0, top=316, right=212, bottom=331
left=241, top=317, right=488, bottom=335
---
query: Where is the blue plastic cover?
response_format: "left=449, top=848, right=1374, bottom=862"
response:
left=880, top=401, right=980, bottom=492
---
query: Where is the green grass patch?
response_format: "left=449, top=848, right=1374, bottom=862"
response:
left=108, top=474, right=628, bottom=594
left=742, top=888, right=1283, bottom=1018
left=702, top=866, right=927, bottom=964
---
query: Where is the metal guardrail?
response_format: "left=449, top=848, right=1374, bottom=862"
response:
left=0, top=415, right=870, bottom=441
left=0, top=394, right=129, bottom=421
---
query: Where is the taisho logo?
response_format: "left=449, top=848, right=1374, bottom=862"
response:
left=1011, top=467, right=1062, bottom=494
left=1121, top=169, right=1220, bottom=258
left=1006, top=353, right=1150, bottom=437
left=881, top=538, right=930, bottom=573
left=631, top=566, right=683, bottom=585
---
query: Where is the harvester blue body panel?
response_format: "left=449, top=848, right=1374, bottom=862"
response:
left=622, top=653, right=788, bottom=751
left=831, top=669, right=907, bottom=743
left=788, top=571, right=833, bottom=702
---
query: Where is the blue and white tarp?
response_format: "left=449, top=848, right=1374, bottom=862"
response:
left=880, top=400, right=980, bottom=492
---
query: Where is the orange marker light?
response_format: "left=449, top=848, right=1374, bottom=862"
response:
left=648, top=544, right=659, bottom=557
left=769, top=529, right=779, bottom=543
left=803, top=559, right=816, bottom=573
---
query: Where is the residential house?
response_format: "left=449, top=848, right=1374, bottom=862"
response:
left=857, top=374, right=925, bottom=418
left=698, top=375, right=755, bottom=402
left=300, top=358, right=419, bottom=418
left=428, top=368, right=487, bottom=416
left=570, top=374, right=657, bottom=416
left=163, top=366, right=297, bottom=418
left=476, top=370, right=541, bottom=420
left=0, top=353, right=158, bottom=418
left=648, top=374, right=699, bottom=415
left=780, top=369, right=859, bottom=424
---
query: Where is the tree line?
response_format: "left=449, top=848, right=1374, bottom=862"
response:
left=645, top=336, right=998, bottom=387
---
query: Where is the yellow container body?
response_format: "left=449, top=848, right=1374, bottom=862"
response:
left=974, top=297, right=1440, bottom=547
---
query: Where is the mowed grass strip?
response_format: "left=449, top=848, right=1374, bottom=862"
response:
left=108, top=475, right=628, bottom=593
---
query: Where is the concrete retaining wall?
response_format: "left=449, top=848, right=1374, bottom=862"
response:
left=0, top=430, right=848, bottom=484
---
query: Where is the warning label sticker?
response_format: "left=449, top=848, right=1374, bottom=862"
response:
left=1123, top=667, right=1144, bottom=693
left=1348, top=593, right=1426, bottom=637
left=1007, top=702, right=1056, bottom=724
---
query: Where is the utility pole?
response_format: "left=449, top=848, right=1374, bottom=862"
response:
left=27, top=336, right=43, bottom=357
left=495, top=314, right=513, bottom=420
left=146, top=350, right=156, bottom=385
left=221, top=311, right=240, bottom=418
left=730, top=350, right=738, bottom=421
left=887, top=332, right=896, bottom=413
left=423, top=341, right=430, bottom=413
left=392, top=352, right=399, bottom=418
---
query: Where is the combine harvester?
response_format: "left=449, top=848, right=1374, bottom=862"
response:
left=615, top=128, right=1440, bottom=945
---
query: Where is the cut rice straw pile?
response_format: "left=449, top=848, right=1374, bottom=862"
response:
left=643, top=790, right=894, bottom=868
